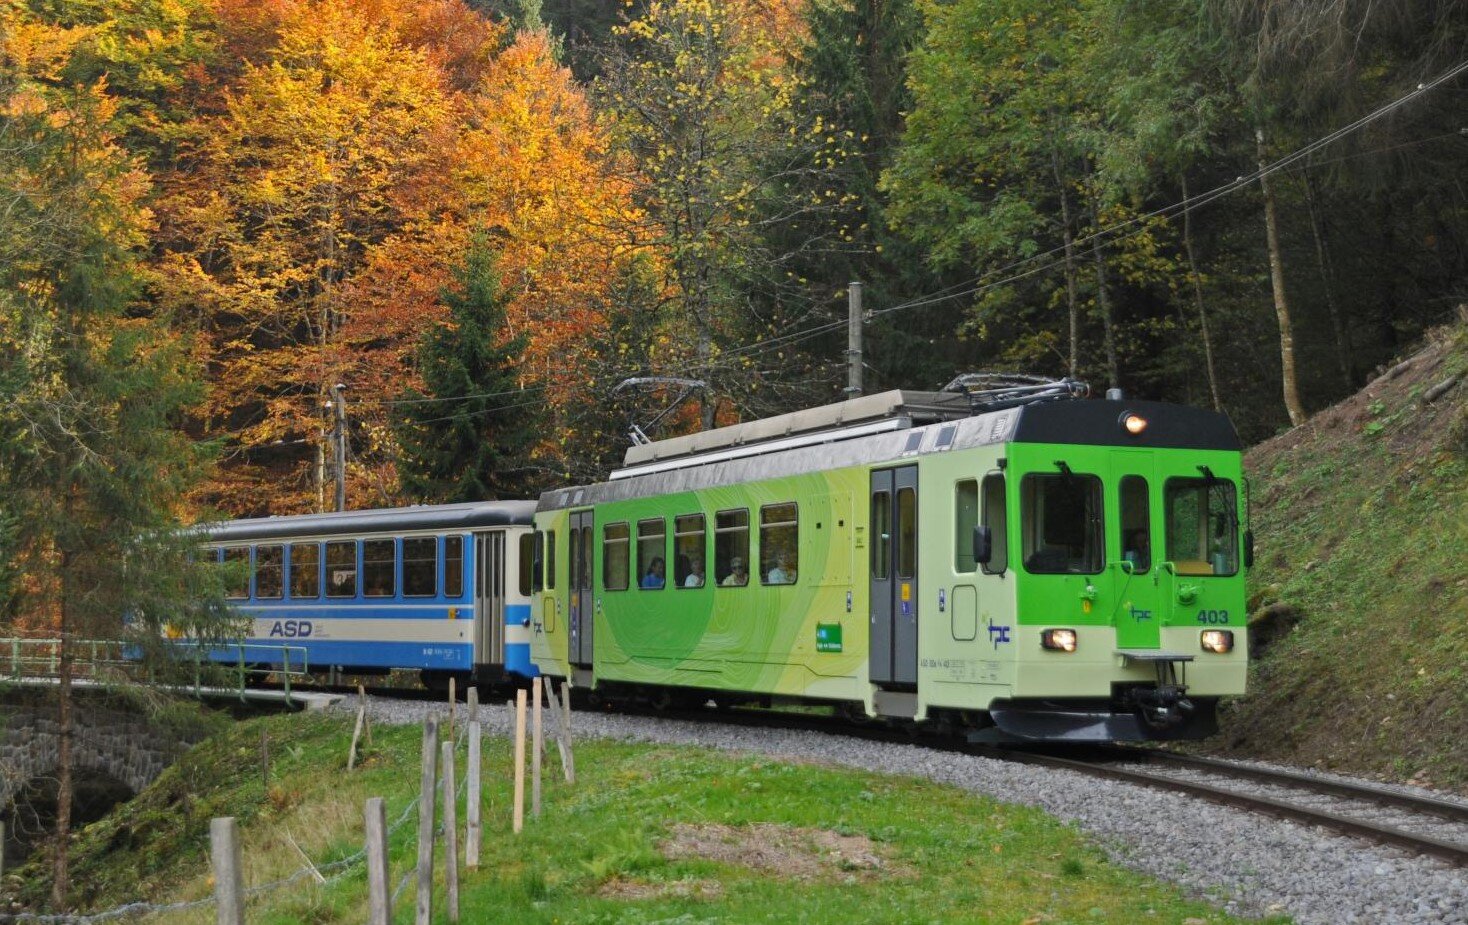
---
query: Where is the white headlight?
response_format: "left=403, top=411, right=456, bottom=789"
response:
left=1041, top=628, right=1078, bottom=652
left=1201, top=630, right=1234, bottom=654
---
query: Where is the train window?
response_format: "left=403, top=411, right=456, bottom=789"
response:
left=518, top=533, right=535, bottom=597
left=255, top=545, right=284, bottom=599
left=1020, top=473, right=1103, bottom=574
left=603, top=523, right=630, bottom=591
left=569, top=528, right=581, bottom=591
left=954, top=480, right=978, bottom=573
left=674, top=514, right=706, bottom=588
left=223, top=547, right=250, bottom=599
left=327, top=541, right=358, bottom=597
left=531, top=531, right=544, bottom=593
left=363, top=539, right=396, bottom=597
left=546, top=531, right=556, bottom=590
left=760, top=504, right=798, bottom=585
left=289, top=543, right=320, bottom=598
left=445, top=535, right=464, bottom=598
left=871, top=492, right=890, bottom=580
left=981, top=474, right=1009, bottom=574
left=637, top=519, right=666, bottom=590
left=403, top=537, right=437, bottom=597
left=578, top=524, right=592, bottom=590
left=1164, top=478, right=1238, bottom=576
left=896, top=489, right=917, bottom=580
left=1119, top=476, right=1151, bottom=574
left=714, top=509, right=749, bottom=587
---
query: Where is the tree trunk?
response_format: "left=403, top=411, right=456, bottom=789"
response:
left=1181, top=175, right=1223, bottom=412
left=1053, top=147, right=1081, bottom=379
left=1257, top=127, right=1307, bottom=426
left=1083, top=171, right=1119, bottom=391
left=1302, top=170, right=1352, bottom=388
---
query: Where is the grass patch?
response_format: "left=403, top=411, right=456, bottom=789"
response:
left=6, top=713, right=1283, bottom=924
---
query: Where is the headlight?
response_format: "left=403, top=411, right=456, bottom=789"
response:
left=1041, top=628, right=1078, bottom=652
left=1120, top=412, right=1148, bottom=436
left=1201, top=630, right=1234, bottom=654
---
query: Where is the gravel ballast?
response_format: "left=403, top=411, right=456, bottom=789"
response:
left=343, top=695, right=1468, bottom=925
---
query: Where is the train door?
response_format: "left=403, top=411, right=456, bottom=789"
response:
left=1111, top=454, right=1161, bottom=650
left=567, top=511, right=594, bottom=667
left=475, top=530, right=506, bottom=667
left=870, top=466, right=919, bottom=687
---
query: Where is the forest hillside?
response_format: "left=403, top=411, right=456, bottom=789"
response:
left=1220, top=317, right=1468, bottom=790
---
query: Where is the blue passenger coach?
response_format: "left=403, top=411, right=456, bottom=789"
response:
left=200, top=501, right=539, bottom=687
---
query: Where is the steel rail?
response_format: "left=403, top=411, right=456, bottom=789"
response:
left=1127, top=749, right=1468, bottom=824
left=975, top=747, right=1468, bottom=868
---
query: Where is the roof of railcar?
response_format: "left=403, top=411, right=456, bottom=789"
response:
left=536, top=397, right=1239, bottom=512
left=199, top=501, right=538, bottom=542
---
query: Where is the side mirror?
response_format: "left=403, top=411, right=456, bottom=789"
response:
left=972, top=525, right=992, bottom=566
left=1243, top=530, right=1255, bottom=569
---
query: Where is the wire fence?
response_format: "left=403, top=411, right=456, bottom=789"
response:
left=1, top=682, right=573, bottom=925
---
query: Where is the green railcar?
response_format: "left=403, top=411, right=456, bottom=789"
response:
left=530, top=384, right=1249, bottom=741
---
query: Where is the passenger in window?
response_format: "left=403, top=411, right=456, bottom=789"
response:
left=684, top=558, right=705, bottom=588
left=767, top=553, right=796, bottom=585
left=640, top=557, right=666, bottom=589
left=1124, top=530, right=1150, bottom=570
left=721, top=557, right=748, bottom=587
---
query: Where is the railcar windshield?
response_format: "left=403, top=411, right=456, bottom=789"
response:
left=1164, top=477, right=1239, bottom=576
left=1020, top=473, right=1103, bottom=574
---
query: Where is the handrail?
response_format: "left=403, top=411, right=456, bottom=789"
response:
left=0, top=638, right=310, bottom=698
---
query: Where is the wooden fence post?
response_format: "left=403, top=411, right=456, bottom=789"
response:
left=415, top=716, right=439, bottom=925
left=441, top=740, right=459, bottom=924
left=466, top=720, right=482, bottom=868
left=467, top=686, right=478, bottom=726
left=210, top=817, right=245, bottom=925
left=348, top=697, right=367, bottom=771
left=559, top=681, right=576, bottom=785
left=448, top=677, right=456, bottom=740
left=365, top=797, right=390, bottom=925
left=532, top=677, right=543, bottom=819
left=513, top=689, right=527, bottom=833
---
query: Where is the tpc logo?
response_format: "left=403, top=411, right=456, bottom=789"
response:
left=987, top=618, right=1011, bottom=649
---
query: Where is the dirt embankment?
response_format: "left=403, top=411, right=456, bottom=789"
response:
left=1210, top=320, right=1468, bottom=792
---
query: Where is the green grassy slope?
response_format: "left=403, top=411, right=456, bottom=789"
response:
left=3, top=712, right=1280, bottom=924
left=1213, top=323, right=1468, bottom=790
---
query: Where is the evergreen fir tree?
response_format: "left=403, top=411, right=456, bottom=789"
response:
left=395, top=237, right=537, bottom=502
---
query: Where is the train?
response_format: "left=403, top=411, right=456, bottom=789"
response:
left=200, top=378, right=1251, bottom=741
left=198, top=501, right=538, bottom=689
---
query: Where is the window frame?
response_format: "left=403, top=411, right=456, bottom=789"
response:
left=402, top=535, right=438, bottom=598
left=1163, top=476, right=1240, bottom=577
left=674, top=514, right=707, bottom=589
left=1118, top=475, right=1152, bottom=575
left=603, top=522, right=630, bottom=592
left=254, top=544, right=284, bottom=600
left=326, top=540, right=359, bottom=598
left=954, top=479, right=979, bottom=574
left=1019, top=472, right=1105, bottom=576
left=362, top=538, right=397, bottom=598
left=518, top=532, right=535, bottom=598
left=289, top=542, right=321, bottom=599
left=223, top=546, right=250, bottom=600
left=444, top=535, right=465, bottom=599
left=714, top=508, right=750, bottom=588
left=981, top=472, right=1009, bottom=575
left=636, top=518, right=666, bottom=590
left=759, top=502, right=799, bottom=586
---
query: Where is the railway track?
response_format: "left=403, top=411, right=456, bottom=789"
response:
left=986, top=746, right=1468, bottom=868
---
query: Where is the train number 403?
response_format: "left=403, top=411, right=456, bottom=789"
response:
left=1195, top=610, right=1230, bottom=625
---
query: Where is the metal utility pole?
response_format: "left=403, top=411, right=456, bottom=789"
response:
left=330, top=383, right=347, bottom=512
left=846, top=281, right=864, bottom=398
